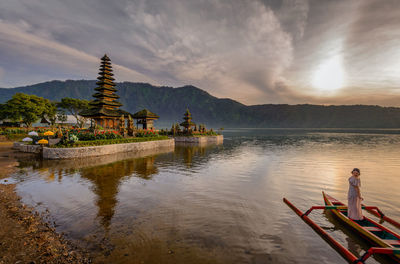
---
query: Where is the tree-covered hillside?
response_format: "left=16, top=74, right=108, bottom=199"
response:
left=1, top=80, right=400, bottom=128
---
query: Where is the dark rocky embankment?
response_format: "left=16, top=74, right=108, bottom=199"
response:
left=0, top=142, right=90, bottom=263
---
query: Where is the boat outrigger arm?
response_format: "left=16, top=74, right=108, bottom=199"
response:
left=301, top=205, right=385, bottom=219
left=362, top=203, right=400, bottom=229
left=283, top=198, right=400, bottom=264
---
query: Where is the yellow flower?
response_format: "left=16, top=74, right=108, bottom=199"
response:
left=38, top=139, right=49, bottom=144
left=44, top=131, right=54, bottom=136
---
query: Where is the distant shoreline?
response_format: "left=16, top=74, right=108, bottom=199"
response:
left=220, top=128, right=400, bottom=135
left=2, top=79, right=400, bottom=128
left=221, top=127, right=400, bottom=130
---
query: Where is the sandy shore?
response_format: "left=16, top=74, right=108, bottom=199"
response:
left=0, top=142, right=91, bottom=263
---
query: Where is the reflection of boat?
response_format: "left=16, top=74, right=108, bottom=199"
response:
left=323, top=192, right=400, bottom=262
left=284, top=192, right=400, bottom=263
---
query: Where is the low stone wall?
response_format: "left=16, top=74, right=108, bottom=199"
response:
left=12, top=142, right=41, bottom=154
left=173, top=135, right=223, bottom=143
left=12, top=142, right=21, bottom=150
left=42, top=139, right=175, bottom=159
left=38, top=146, right=174, bottom=169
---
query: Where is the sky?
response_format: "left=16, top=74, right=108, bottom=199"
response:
left=1, top=0, right=400, bottom=106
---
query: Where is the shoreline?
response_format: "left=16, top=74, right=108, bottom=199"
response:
left=0, top=142, right=91, bottom=263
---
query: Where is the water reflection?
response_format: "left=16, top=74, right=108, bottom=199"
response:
left=174, top=141, right=223, bottom=168
left=13, top=143, right=226, bottom=235
left=81, top=155, right=163, bottom=229
left=8, top=130, right=400, bottom=263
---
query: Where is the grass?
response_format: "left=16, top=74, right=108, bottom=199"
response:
left=6, top=134, right=27, bottom=141
left=51, top=136, right=170, bottom=148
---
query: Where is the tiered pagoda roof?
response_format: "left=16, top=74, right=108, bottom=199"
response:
left=81, top=54, right=123, bottom=117
left=180, top=108, right=195, bottom=129
left=82, top=107, right=131, bottom=118
left=132, top=109, right=159, bottom=119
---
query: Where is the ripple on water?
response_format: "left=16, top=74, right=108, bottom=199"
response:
left=8, top=130, right=400, bottom=264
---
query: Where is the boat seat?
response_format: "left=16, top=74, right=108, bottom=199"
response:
left=383, top=240, right=400, bottom=246
left=364, top=226, right=382, bottom=232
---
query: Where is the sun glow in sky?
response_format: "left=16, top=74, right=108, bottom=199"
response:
left=311, top=55, right=346, bottom=93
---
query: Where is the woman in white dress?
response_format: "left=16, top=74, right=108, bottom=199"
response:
left=348, top=168, right=363, bottom=220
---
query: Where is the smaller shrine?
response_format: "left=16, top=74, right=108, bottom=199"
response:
left=132, top=109, right=159, bottom=130
left=180, top=108, right=196, bottom=133
left=40, top=117, right=50, bottom=126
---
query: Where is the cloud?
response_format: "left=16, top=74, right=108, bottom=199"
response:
left=344, top=0, right=400, bottom=88
left=122, top=0, right=295, bottom=103
left=0, top=18, right=156, bottom=87
left=0, top=66, right=4, bottom=81
left=0, top=0, right=297, bottom=104
left=1, top=0, right=400, bottom=106
left=267, top=0, right=310, bottom=41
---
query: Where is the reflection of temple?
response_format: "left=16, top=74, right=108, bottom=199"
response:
left=17, top=154, right=164, bottom=231
left=131, top=156, right=158, bottom=179
left=14, top=143, right=226, bottom=231
left=15, top=147, right=176, bottom=232
left=174, top=143, right=220, bottom=168
left=76, top=145, right=221, bottom=229
left=79, top=156, right=159, bottom=229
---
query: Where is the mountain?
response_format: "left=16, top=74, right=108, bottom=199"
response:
left=1, top=80, right=400, bottom=128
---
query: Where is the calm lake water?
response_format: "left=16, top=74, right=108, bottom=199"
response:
left=5, top=129, right=400, bottom=263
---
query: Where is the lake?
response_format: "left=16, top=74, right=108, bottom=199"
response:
left=4, top=129, right=400, bottom=263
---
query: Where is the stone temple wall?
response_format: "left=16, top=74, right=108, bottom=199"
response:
left=13, top=142, right=41, bottom=154
left=42, top=139, right=175, bottom=159
left=173, top=135, right=224, bottom=143
left=15, top=135, right=224, bottom=159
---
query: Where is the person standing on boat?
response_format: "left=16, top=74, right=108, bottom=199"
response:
left=348, top=168, right=363, bottom=220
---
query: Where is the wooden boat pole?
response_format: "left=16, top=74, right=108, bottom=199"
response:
left=362, top=204, right=400, bottom=230
left=358, top=247, right=400, bottom=262
left=283, top=198, right=361, bottom=263
left=301, top=205, right=387, bottom=214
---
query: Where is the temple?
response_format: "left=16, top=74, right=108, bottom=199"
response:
left=132, top=109, right=159, bottom=130
left=80, top=54, right=129, bottom=129
left=180, top=108, right=196, bottom=133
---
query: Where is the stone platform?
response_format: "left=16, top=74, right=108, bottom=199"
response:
left=13, top=142, right=41, bottom=154
left=173, top=135, right=223, bottom=144
left=14, top=136, right=223, bottom=159
left=43, top=139, right=175, bottom=159
left=14, top=139, right=175, bottom=159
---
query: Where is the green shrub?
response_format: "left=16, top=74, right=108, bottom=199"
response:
left=52, top=136, right=169, bottom=148
left=7, top=134, right=27, bottom=141
left=69, top=134, right=79, bottom=142
left=0, top=127, right=27, bottom=135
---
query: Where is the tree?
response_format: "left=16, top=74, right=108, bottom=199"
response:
left=44, top=101, right=58, bottom=127
left=0, top=104, right=6, bottom=121
left=1, top=93, right=53, bottom=127
left=57, top=98, right=90, bottom=128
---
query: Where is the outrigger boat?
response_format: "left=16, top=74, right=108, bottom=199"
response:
left=284, top=192, right=400, bottom=263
